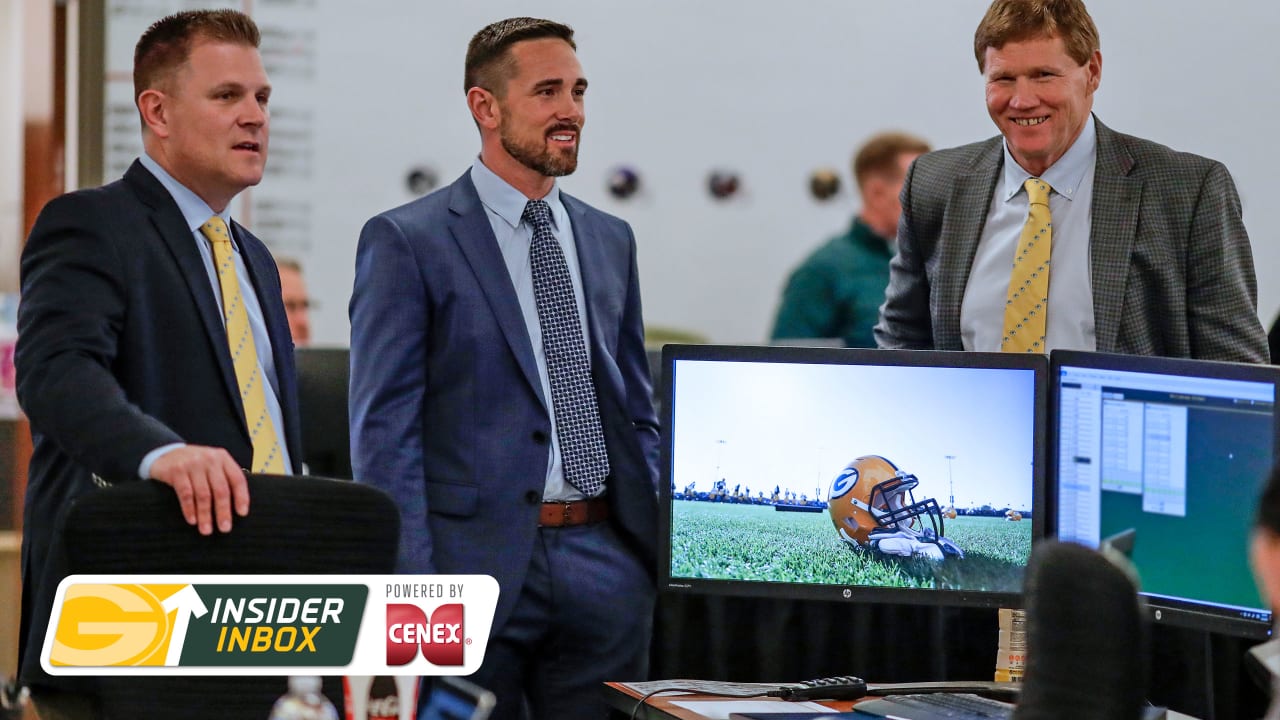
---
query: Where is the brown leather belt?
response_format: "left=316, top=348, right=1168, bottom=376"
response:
left=539, top=497, right=609, bottom=527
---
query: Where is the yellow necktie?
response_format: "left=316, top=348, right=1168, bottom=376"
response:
left=199, top=216, right=287, bottom=474
left=1000, top=178, right=1053, bottom=353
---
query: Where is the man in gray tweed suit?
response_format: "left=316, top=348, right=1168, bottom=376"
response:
left=875, top=0, right=1268, bottom=362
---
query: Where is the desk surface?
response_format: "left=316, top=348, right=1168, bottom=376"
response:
left=606, top=682, right=1203, bottom=720
left=604, top=682, right=858, bottom=720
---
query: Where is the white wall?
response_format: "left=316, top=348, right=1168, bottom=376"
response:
left=113, top=1, right=1280, bottom=345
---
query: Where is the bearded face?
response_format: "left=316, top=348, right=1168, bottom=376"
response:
left=499, top=113, right=581, bottom=177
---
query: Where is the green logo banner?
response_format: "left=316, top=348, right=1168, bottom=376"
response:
left=181, top=584, right=367, bottom=666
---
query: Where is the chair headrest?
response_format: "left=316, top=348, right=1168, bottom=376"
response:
left=61, top=475, right=400, bottom=575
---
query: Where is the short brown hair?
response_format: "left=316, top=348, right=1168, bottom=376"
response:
left=973, top=0, right=1099, bottom=73
left=134, top=9, right=260, bottom=102
left=275, top=257, right=303, bottom=274
left=853, top=132, right=931, bottom=188
left=464, top=17, right=575, bottom=97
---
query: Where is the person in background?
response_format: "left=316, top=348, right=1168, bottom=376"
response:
left=771, top=131, right=930, bottom=348
left=1266, top=313, right=1280, bottom=367
left=348, top=16, right=658, bottom=720
left=276, top=257, right=312, bottom=346
left=15, top=9, right=300, bottom=717
left=875, top=0, right=1267, bottom=362
left=1251, top=463, right=1280, bottom=719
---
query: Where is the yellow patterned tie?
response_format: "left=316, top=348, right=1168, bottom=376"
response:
left=199, top=217, right=286, bottom=473
left=1000, top=178, right=1053, bottom=353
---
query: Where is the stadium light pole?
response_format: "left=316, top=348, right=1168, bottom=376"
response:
left=945, top=454, right=956, bottom=507
left=715, top=439, right=727, bottom=483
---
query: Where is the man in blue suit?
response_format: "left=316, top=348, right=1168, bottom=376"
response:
left=16, top=10, right=300, bottom=717
left=349, top=17, right=659, bottom=720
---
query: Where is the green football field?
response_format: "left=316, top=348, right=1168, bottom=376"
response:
left=669, top=501, right=1032, bottom=592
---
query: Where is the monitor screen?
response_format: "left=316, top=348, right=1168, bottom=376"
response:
left=1050, top=350, right=1277, bottom=639
left=659, top=345, right=1047, bottom=608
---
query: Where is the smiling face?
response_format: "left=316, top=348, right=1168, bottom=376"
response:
left=140, top=38, right=271, bottom=211
left=983, top=34, right=1100, bottom=176
left=473, top=37, right=585, bottom=198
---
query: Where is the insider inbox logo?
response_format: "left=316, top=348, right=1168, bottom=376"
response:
left=44, top=581, right=365, bottom=672
left=386, top=603, right=467, bottom=666
left=43, top=574, right=499, bottom=676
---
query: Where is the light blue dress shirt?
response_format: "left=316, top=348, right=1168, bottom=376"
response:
left=137, top=153, right=293, bottom=477
left=962, top=115, right=1099, bottom=352
left=470, top=157, right=590, bottom=502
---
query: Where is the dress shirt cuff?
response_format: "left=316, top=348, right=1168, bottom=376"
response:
left=139, top=443, right=186, bottom=479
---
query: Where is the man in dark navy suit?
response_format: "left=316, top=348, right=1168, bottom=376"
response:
left=15, top=10, right=300, bottom=717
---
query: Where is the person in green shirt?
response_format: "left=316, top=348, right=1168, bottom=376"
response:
left=771, top=132, right=930, bottom=348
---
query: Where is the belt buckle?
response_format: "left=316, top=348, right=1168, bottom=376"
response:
left=559, top=502, right=575, bottom=526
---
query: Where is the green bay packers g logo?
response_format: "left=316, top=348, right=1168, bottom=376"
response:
left=51, top=584, right=194, bottom=667
left=830, top=465, right=859, bottom=499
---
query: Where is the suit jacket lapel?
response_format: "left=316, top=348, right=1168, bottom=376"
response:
left=236, top=226, right=291, bottom=371
left=236, top=223, right=303, bottom=467
left=936, top=138, right=1003, bottom=349
left=125, top=162, right=247, bottom=431
left=1089, top=119, right=1140, bottom=353
left=560, top=194, right=615, bottom=356
left=447, top=173, right=548, bottom=410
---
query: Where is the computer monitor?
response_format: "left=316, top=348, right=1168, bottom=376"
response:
left=294, top=347, right=352, bottom=479
left=1050, top=350, right=1277, bottom=639
left=659, top=344, right=1047, bottom=608
left=649, top=342, right=844, bottom=418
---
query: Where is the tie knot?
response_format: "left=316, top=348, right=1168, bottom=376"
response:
left=1024, top=178, right=1052, bottom=206
left=200, top=216, right=232, bottom=244
left=523, top=199, right=553, bottom=229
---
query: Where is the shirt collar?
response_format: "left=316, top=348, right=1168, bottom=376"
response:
left=138, top=153, right=236, bottom=244
left=470, top=157, right=565, bottom=232
left=1000, top=113, right=1096, bottom=202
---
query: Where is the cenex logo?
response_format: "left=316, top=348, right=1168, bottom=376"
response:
left=386, top=603, right=465, bottom=666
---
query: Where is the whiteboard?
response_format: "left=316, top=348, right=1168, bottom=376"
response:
left=103, top=1, right=1280, bottom=346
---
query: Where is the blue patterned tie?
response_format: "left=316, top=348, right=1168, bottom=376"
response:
left=524, top=199, right=609, bottom=496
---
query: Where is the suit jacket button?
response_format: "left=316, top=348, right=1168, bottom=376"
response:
left=531, top=430, right=549, bottom=445
left=524, top=490, right=541, bottom=505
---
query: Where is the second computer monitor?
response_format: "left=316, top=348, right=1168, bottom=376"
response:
left=1050, top=350, right=1276, bottom=638
left=659, top=344, right=1047, bottom=608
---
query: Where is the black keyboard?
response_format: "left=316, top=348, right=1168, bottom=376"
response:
left=858, top=692, right=1014, bottom=720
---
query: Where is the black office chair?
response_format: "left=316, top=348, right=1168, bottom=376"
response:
left=59, top=474, right=400, bottom=720
left=1012, top=540, right=1145, bottom=720
left=295, top=347, right=353, bottom=479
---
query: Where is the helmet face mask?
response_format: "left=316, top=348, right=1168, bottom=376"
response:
left=868, top=476, right=945, bottom=538
left=828, top=455, right=952, bottom=556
